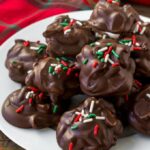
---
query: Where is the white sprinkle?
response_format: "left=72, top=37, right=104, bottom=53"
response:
left=108, top=58, right=114, bottom=64
left=133, top=25, right=138, bottom=33
left=83, top=118, right=93, bottom=123
left=95, top=42, right=101, bottom=46
left=27, top=70, right=32, bottom=74
left=75, top=112, right=81, bottom=115
left=137, top=21, right=142, bottom=25
left=140, top=26, right=146, bottom=35
left=102, top=34, right=107, bottom=39
left=146, top=93, right=150, bottom=99
left=81, top=109, right=85, bottom=116
left=89, top=100, right=95, bottom=113
left=96, top=116, right=106, bottom=120
left=64, top=29, right=71, bottom=35
left=128, top=42, right=132, bottom=46
left=25, top=92, right=31, bottom=99
left=97, top=47, right=108, bottom=52
left=55, top=65, right=61, bottom=71
left=30, top=46, right=38, bottom=50
left=135, top=42, right=140, bottom=47
left=95, top=33, right=101, bottom=38
left=104, top=54, right=109, bottom=63
left=51, top=64, right=57, bottom=67
left=76, top=21, right=82, bottom=26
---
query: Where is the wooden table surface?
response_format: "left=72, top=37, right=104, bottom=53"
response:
left=0, top=5, right=150, bottom=150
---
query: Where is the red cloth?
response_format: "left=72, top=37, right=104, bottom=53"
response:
left=0, top=0, right=93, bottom=45
left=0, top=0, right=149, bottom=45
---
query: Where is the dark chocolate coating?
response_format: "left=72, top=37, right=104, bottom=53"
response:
left=43, top=15, right=95, bottom=58
left=2, top=86, right=61, bottom=128
left=89, top=1, right=140, bottom=33
left=129, top=85, right=150, bottom=135
left=57, top=97, right=123, bottom=150
left=5, top=39, right=47, bottom=84
left=120, top=34, right=150, bottom=78
left=25, top=57, right=80, bottom=105
left=76, top=39, right=135, bottom=97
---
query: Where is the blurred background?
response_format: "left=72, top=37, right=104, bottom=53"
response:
left=0, top=0, right=150, bottom=45
left=0, top=0, right=150, bottom=150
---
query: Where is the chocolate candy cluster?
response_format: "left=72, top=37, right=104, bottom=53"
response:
left=2, top=1, right=150, bottom=150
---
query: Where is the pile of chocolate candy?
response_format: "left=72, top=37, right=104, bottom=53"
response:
left=2, top=0, right=150, bottom=150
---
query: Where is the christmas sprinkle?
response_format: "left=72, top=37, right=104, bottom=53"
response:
left=16, top=105, right=24, bottom=113
left=53, top=105, right=58, bottom=114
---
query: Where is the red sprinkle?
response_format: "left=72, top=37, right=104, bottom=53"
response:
left=66, top=68, right=72, bottom=76
left=134, top=80, right=142, bottom=87
left=16, top=105, right=24, bottom=113
left=61, top=60, right=68, bottom=67
left=27, top=86, right=38, bottom=92
left=56, top=67, right=62, bottom=73
left=69, top=19, right=76, bottom=26
left=112, top=62, right=120, bottom=67
left=23, top=41, right=30, bottom=47
left=92, top=61, right=98, bottom=68
left=64, top=26, right=70, bottom=31
left=133, top=47, right=142, bottom=51
left=69, top=142, right=73, bottom=150
left=107, top=0, right=112, bottom=3
left=94, top=124, right=99, bottom=136
left=29, top=98, right=33, bottom=104
left=74, top=114, right=81, bottom=122
left=132, top=35, right=136, bottom=45
left=138, top=25, right=142, bottom=33
left=104, top=46, right=113, bottom=58
left=39, top=92, right=44, bottom=99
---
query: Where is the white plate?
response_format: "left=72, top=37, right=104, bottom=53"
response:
left=0, top=10, right=150, bottom=150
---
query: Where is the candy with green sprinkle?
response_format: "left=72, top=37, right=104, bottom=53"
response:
left=82, top=58, right=88, bottom=65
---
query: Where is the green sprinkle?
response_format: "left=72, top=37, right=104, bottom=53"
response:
left=100, top=58, right=105, bottom=63
left=64, top=19, right=68, bottom=23
left=60, top=22, right=69, bottom=27
left=111, top=50, right=120, bottom=59
left=96, top=51, right=103, bottom=56
left=71, top=124, right=78, bottom=130
left=12, top=61, right=17, bottom=64
left=87, top=114, right=96, bottom=119
left=37, top=48, right=43, bottom=54
left=90, top=42, right=95, bottom=47
left=39, top=44, right=46, bottom=49
left=56, top=57, right=60, bottom=61
left=106, top=43, right=112, bottom=46
left=63, top=67, right=68, bottom=71
left=52, top=72, right=57, bottom=76
left=48, top=66, right=54, bottom=73
left=82, top=58, right=88, bottom=64
left=119, top=40, right=131, bottom=44
left=53, top=105, right=58, bottom=114
left=98, top=55, right=102, bottom=60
